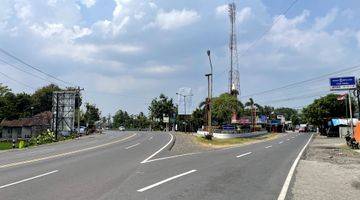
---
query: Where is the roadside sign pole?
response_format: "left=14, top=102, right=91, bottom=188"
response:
left=348, top=91, right=354, bottom=137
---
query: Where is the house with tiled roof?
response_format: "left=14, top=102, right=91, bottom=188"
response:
left=0, top=111, right=52, bottom=140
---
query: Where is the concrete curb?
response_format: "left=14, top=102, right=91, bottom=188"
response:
left=167, top=133, right=176, bottom=151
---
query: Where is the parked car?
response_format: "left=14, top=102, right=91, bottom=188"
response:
left=79, top=126, right=86, bottom=134
left=119, top=126, right=125, bottom=131
left=299, top=124, right=308, bottom=132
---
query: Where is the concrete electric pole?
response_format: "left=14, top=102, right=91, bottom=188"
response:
left=206, top=50, right=213, bottom=139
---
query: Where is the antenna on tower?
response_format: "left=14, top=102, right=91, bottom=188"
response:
left=228, top=2, right=240, bottom=97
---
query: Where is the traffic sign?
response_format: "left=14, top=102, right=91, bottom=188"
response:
left=329, top=76, right=356, bottom=91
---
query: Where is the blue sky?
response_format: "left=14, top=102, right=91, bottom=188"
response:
left=1, top=0, right=360, bottom=116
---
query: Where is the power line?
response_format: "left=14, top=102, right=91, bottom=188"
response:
left=0, top=57, right=58, bottom=86
left=241, top=63, right=360, bottom=99
left=0, top=71, right=36, bottom=90
left=237, top=0, right=300, bottom=58
left=0, top=47, right=76, bottom=87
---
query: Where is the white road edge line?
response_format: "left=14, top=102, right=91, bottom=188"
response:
left=137, top=169, right=197, bottom=192
left=277, top=134, right=314, bottom=200
left=0, top=133, right=137, bottom=169
left=141, top=132, right=174, bottom=164
left=265, top=145, right=272, bottom=149
left=0, top=170, right=58, bottom=189
left=125, top=143, right=140, bottom=150
left=279, top=141, right=283, bottom=144
left=236, top=152, right=252, bottom=158
left=145, top=152, right=201, bottom=163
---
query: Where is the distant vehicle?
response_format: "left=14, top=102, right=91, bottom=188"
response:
left=119, top=126, right=125, bottom=131
left=79, top=126, right=86, bottom=134
left=299, top=124, right=307, bottom=132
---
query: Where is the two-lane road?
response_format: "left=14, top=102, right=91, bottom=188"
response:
left=0, top=131, right=312, bottom=200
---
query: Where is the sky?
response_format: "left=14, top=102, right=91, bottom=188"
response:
left=1, top=0, right=360, bottom=116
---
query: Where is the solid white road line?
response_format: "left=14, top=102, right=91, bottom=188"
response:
left=0, top=170, right=58, bottom=189
left=145, top=152, right=201, bottom=163
left=265, top=145, right=272, bottom=149
left=137, top=169, right=197, bottom=192
left=236, top=152, right=252, bottom=158
left=0, top=133, right=137, bottom=169
left=125, top=143, right=140, bottom=150
left=279, top=141, right=283, bottom=144
left=277, top=134, right=313, bottom=200
left=141, top=132, right=174, bottom=164
left=287, top=139, right=290, bottom=141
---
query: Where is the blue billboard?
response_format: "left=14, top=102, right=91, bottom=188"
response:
left=329, top=76, right=356, bottom=90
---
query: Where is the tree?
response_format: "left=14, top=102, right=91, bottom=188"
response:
left=113, top=109, right=131, bottom=128
left=148, top=94, right=176, bottom=130
left=0, top=83, right=11, bottom=97
left=212, top=93, right=243, bottom=125
left=31, top=84, right=61, bottom=115
left=15, top=93, right=33, bottom=118
left=274, top=107, right=297, bottom=120
left=83, top=103, right=101, bottom=126
left=302, top=94, right=353, bottom=132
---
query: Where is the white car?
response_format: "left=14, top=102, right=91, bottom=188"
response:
left=119, top=126, right=125, bottom=131
left=79, top=126, right=86, bottom=134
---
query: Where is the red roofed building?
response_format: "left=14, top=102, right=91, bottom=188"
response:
left=0, top=111, right=52, bottom=140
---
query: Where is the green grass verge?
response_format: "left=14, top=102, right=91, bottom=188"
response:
left=0, top=141, right=19, bottom=150
left=195, top=133, right=277, bottom=147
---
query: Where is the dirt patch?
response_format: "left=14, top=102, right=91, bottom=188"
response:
left=290, top=135, right=360, bottom=200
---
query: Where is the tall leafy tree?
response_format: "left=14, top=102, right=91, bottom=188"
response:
left=148, top=94, right=176, bottom=130
left=212, top=93, right=243, bottom=125
left=31, top=84, right=61, bottom=114
left=83, top=103, right=101, bottom=126
left=302, top=94, right=353, bottom=130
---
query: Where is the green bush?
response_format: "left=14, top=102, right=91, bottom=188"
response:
left=35, top=129, right=56, bottom=145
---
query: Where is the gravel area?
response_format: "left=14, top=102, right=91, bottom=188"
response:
left=169, top=132, right=213, bottom=155
left=290, top=135, right=360, bottom=200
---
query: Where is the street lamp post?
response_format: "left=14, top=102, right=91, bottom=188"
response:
left=206, top=50, right=213, bottom=139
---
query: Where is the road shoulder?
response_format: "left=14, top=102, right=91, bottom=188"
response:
left=289, top=135, right=360, bottom=200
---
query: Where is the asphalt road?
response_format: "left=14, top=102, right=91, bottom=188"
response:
left=0, top=131, right=312, bottom=200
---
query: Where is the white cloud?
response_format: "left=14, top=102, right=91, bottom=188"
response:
left=155, top=9, right=200, bottom=30
left=143, top=65, right=176, bottom=74
left=30, top=23, right=92, bottom=41
left=313, top=8, right=338, bottom=31
left=14, top=1, right=32, bottom=22
left=215, top=4, right=228, bottom=15
left=81, top=0, right=96, bottom=8
left=238, top=7, right=252, bottom=23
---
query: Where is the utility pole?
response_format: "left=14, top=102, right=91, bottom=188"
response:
left=55, top=93, right=59, bottom=141
left=349, top=91, right=354, bottom=137
left=206, top=50, right=214, bottom=139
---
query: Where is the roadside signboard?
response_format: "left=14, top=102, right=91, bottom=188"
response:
left=330, top=76, right=356, bottom=91
left=163, top=117, right=169, bottom=123
left=222, top=124, right=235, bottom=131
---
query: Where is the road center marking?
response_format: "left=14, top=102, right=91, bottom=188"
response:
left=0, top=133, right=137, bottom=169
left=265, top=145, right=272, bottom=149
left=279, top=141, right=283, bottom=144
left=236, top=152, right=252, bottom=158
left=277, top=134, right=314, bottom=200
left=141, top=132, right=174, bottom=164
left=137, top=169, right=197, bottom=192
left=125, top=143, right=140, bottom=149
left=0, top=170, right=58, bottom=189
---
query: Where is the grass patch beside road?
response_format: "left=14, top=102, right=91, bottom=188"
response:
left=0, top=141, right=18, bottom=150
left=195, top=133, right=278, bottom=148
